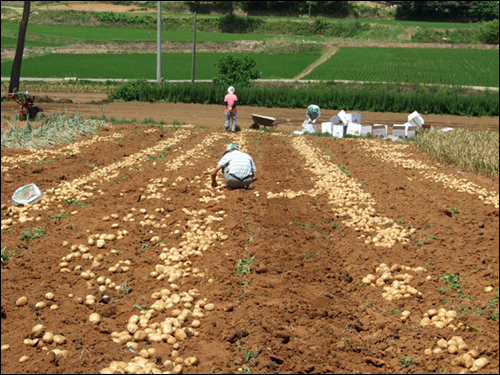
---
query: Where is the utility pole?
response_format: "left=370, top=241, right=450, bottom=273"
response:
left=157, top=1, right=162, bottom=84
left=309, top=1, right=312, bottom=21
left=191, top=12, right=197, bottom=84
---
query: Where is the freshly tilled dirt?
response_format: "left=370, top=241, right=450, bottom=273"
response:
left=1, top=117, right=498, bottom=374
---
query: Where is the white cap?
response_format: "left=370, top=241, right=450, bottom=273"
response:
left=228, top=86, right=235, bottom=94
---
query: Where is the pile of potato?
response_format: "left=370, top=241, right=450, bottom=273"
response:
left=420, top=308, right=470, bottom=331
left=290, top=137, right=416, bottom=248
left=358, top=139, right=499, bottom=208
left=266, top=189, right=306, bottom=199
left=357, top=140, right=434, bottom=171
left=424, top=337, right=489, bottom=372
left=362, top=263, right=425, bottom=300
left=100, top=355, right=198, bottom=374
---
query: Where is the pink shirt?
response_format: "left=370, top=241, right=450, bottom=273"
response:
left=224, top=93, right=238, bottom=112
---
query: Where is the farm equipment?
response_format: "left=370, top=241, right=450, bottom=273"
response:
left=3, top=91, right=44, bottom=121
left=250, top=114, right=290, bottom=130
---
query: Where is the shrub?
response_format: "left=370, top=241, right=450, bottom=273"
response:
left=480, top=20, right=499, bottom=44
left=212, top=54, right=260, bottom=89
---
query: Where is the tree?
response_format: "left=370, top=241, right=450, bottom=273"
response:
left=9, top=1, right=31, bottom=93
left=213, top=54, right=260, bottom=88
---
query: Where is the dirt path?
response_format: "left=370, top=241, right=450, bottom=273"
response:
left=293, top=46, right=339, bottom=80
left=1, top=92, right=499, bottom=133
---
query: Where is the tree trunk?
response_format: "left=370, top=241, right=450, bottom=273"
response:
left=8, top=1, right=31, bottom=93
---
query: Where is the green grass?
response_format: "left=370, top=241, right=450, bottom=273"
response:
left=305, top=47, right=499, bottom=87
left=1, top=22, right=322, bottom=44
left=1, top=52, right=320, bottom=80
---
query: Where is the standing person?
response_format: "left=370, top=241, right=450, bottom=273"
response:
left=211, top=144, right=258, bottom=190
left=306, top=104, right=321, bottom=124
left=224, top=86, right=238, bottom=132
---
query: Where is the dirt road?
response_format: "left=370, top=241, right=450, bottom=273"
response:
left=1, top=91, right=498, bottom=133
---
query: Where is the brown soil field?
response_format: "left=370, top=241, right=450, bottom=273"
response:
left=1, top=95, right=499, bottom=375
left=1, top=92, right=499, bottom=134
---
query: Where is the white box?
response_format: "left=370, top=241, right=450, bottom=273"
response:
left=373, top=124, right=388, bottom=138
left=408, top=111, right=424, bottom=128
left=346, top=123, right=362, bottom=136
left=422, top=124, right=435, bottom=132
left=302, top=121, right=317, bottom=133
left=346, top=113, right=361, bottom=124
left=331, top=110, right=347, bottom=125
left=392, top=124, right=407, bottom=139
left=361, top=125, right=373, bottom=136
left=332, top=124, right=347, bottom=138
left=321, top=122, right=333, bottom=134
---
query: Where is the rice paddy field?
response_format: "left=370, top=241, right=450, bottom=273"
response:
left=0, top=52, right=321, bottom=80
left=304, top=47, right=499, bottom=87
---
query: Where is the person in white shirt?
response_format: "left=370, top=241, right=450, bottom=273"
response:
left=211, top=144, right=258, bottom=190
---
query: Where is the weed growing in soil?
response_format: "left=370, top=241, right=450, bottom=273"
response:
left=440, top=273, right=472, bottom=301
left=1, top=247, right=8, bottom=264
left=19, top=226, right=47, bottom=243
left=133, top=304, right=152, bottom=312
left=50, top=212, right=68, bottom=221
left=339, top=165, right=350, bottom=176
left=118, top=281, right=132, bottom=296
left=387, top=309, right=402, bottom=315
left=236, top=256, right=256, bottom=277
left=399, top=356, right=416, bottom=369
left=450, top=204, right=460, bottom=215
left=63, top=198, right=85, bottom=208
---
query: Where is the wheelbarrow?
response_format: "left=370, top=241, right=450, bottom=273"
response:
left=250, top=114, right=290, bottom=130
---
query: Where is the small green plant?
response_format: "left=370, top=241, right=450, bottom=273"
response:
left=118, top=281, right=132, bottom=296
left=490, top=314, right=499, bottom=322
left=425, top=261, right=435, bottom=270
left=1, top=247, right=9, bottom=264
left=304, top=253, right=314, bottom=259
left=415, top=237, right=427, bottom=246
left=399, top=356, right=416, bottom=369
left=450, top=204, right=460, bottom=215
left=19, top=226, right=47, bottom=243
left=396, top=218, right=404, bottom=225
left=461, top=321, right=481, bottom=332
left=236, top=256, right=256, bottom=277
left=243, top=221, right=250, bottom=226
left=440, top=273, right=472, bottom=301
left=439, top=287, right=448, bottom=294
left=358, top=300, right=371, bottom=311
left=63, top=198, right=84, bottom=208
left=339, top=165, right=350, bottom=176
left=243, top=351, right=255, bottom=362
left=122, top=175, right=128, bottom=180
left=146, top=155, right=157, bottom=162
left=155, top=240, right=168, bottom=246
left=50, top=212, right=68, bottom=221
left=140, top=243, right=151, bottom=249
left=133, top=304, right=152, bottom=312
left=387, top=308, right=402, bottom=315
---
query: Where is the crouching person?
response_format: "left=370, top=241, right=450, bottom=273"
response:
left=211, top=144, right=258, bottom=190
